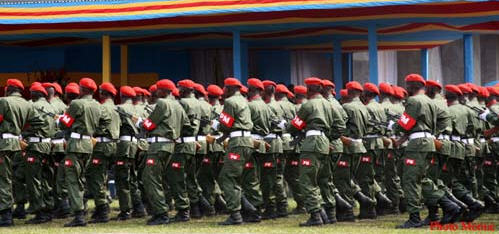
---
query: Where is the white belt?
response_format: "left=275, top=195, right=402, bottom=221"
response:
left=282, top=133, right=292, bottom=138
left=351, top=138, right=363, bottom=143
left=229, top=131, right=251, bottom=138
left=462, top=138, right=474, bottom=144
left=264, top=133, right=279, bottom=139
left=214, top=134, right=224, bottom=139
left=409, top=132, right=434, bottom=140
left=28, top=137, right=51, bottom=143
left=1, top=133, right=19, bottom=139
left=51, top=139, right=65, bottom=144
left=196, top=136, right=206, bottom=141
left=364, top=134, right=380, bottom=138
left=96, top=137, right=112, bottom=143
left=120, top=136, right=137, bottom=142
left=480, top=138, right=486, bottom=143
left=438, top=134, right=450, bottom=140
left=306, top=130, right=325, bottom=137
left=251, top=134, right=264, bottom=140
left=177, top=136, right=197, bottom=143
left=451, top=136, right=461, bottom=141
left=70, top=132, right=91, bottom=140
left=147, top=136, right=173, bottom=143
left=491, top=137, right=499, bottom=142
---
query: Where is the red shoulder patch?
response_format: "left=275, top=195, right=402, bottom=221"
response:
left=398, top=112, right=416, bottom=131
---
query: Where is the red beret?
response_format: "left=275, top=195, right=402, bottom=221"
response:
left=364, top=82, right=380, bottom=95
left=322, top=79, right=335, bottom=88
left=30, top=84, right=47, bottom=96
left=143, top=89, right=151, bottom=96
left=379, top=83, right=393, bottom=95
left=224, top=77, right=242, bottom=87
left=65, top=83, right=80, bottom=95
left=346, top=81, right=363, bottom=91
left=287, top=91, right=295, bottom=99
left=207, top=84, right=223, bottom=96
left=276, top=84, right=291, bottom=95
left=458, top=84, right=472, bottom=94
left=247, top=78, right=264, bottom=90
left=445, top=85, right=463, bottom=96
left=99, top=82, right=117, bottom=96
left=340, top=89, right=348, bottom=97
left=31, top=82, right=41, bottom=87
left=178, top=79, right=195, bottom=89
left=405, top=74, right=426, bottom=85
left=487, top=86, right=499, bottom=96
left=393, top=86, right=406, bottom=99
left=120, top=86, right=136, bottom=97
left=478, top=86, right=489, bottom=98
left=149, top=84, right=157, bottom=93
left=425, top=80, right=442, bottom=89
left=133, top=87, right=144, bottom=96
left=156, top=79, right=176, bottom=91
left=194, top=83, right=207, bottom=95
left=42, top=82, right=55, bottom=89
left=79, top=77, right=97, bottom=92
left=262, top=80, right=276, bottom=87
left=80, top=78, right=97, bottom=92
left=52, top=83, right=63, bottom=95
left=466, top=83, right=480, bottom=93
left=293, top=85, right=307, bottom=95
left=172, top=88, right=179, bottom=97
left=240, top=85, right=248, bottom=94
left=6, top=79, right=24, bottom=90
left=304, top=77, right=322, bottom=86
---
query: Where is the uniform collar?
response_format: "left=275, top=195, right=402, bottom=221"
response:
left=123, top=99, right=133, bottom=104
left=81, top=94, right=93, bottom=100
left=309, top=93, right=323, bottom=100
left=248, top=95, right=261, bottom=102
left=351, top=96, right=361, bottom=102
left=102, top=98, right=114, bottom=104
left=9, top=92, right=22, bottom=97
left=182, top=93, right=195, bottom=99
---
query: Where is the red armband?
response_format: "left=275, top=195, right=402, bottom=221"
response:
left=397, top=112, right=416, bottom=131
left=0, top=114, right=3, bottom=123
left=291, top=116, right=306, bottom=130
left=142, top=118, right=157, bottom=131
left=219, top=111, right=235, bottom=128
left=59, top=113, right=75, bottom=128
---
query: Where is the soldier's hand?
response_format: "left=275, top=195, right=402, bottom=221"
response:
left=479, top=109, right=490, bottom=121
left=206, top=135, right=216, bottom=144
left=132, top=116, right=139, bottom=124
left=54, top=114, right=60, bottom=120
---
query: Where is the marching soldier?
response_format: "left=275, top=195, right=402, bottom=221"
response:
left=139, top=79, right=188, bottom=225
left=287, top=77, right=345, bottom=226
left=215, top=78, right=260, bottom=225
left=392, top=74, right=459, bottom=229
left=86, top=83, right=120, bottom=224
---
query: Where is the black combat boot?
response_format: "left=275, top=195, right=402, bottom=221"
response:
left=354, top=191, right=375, bottom=206
left=88, top=204, right=110, bottom=224
left=324, top=207, right=337, bottom=224
left=190, top=202, right=202, bottom=219
left=422, top=206, right=440, bottom=226
left=218, top=211, right=243, bottom=225
left=336, top=207, right=356, bottom=222
left=132, top=202, right=147, bottom=218
left=276, top=202, right=288, bottom=218
left=146, top=213, right=170, bottom=225
left=396, top=212, right=422, bottom=229
left=12, top=203, right=26, bottom=219
left=0, top=209, right=13, bottom=227
left=438, top=195, right=461, bottom=224
left=113, top=210, right=131, bottom=221
left=299, top=211, right=323, bottom=227
left=399, top=197, right=407, bottom=214
left=460, top=194, right=484, bottom=222
left=375, top=192, right=392, bottom=216
left=26, top=210, right=51, bottom=224
left=262, top=204, right=276, bottom=220
left=335, top=193, right=353, bottom=211
left=291, top=204, right=307, bottom=215
left=54, top=199, right=71, bottom=219
left=64, top=210, right=86, bottom=227
left=173, top=209, right=190, bottom=222
left=446, top=192, right=468, bottom=210
left=483, top=194, right=498, bottom=214
left=199, top=196, right=216, bottom=217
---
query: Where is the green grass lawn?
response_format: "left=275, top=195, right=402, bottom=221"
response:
left=2, top=200, right=497, bottom=234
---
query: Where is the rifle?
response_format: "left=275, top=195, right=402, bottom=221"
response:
left=463, top=105, right=499, bottom=137
left=115, top=106, right=134, bottom=119
left=289, top=132, right=305, bottom=147
left=385, top=111, right=401, bottom=121
left=36, top=106, right=56, bottom=118
left=464, top=104, right=486, bottom=114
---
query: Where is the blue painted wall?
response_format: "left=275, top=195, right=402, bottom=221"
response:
left=256, top=50, right=291, bottom=85
left=0, top=46, right=65, bottom=72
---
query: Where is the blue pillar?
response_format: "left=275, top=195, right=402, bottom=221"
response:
left=333, top=40, right=342, bottom=95
left=368, top=24, right=378, bottom=84
left=232, top=31, right=248, bottom=84
left=347, top=52, right=353, bottom=82
left=420, top=48, right=429, bottom=79
left=463, top=34, right=473, bottom=83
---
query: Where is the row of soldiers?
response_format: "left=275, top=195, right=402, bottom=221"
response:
left=0, top=74, right=497, bottom=228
